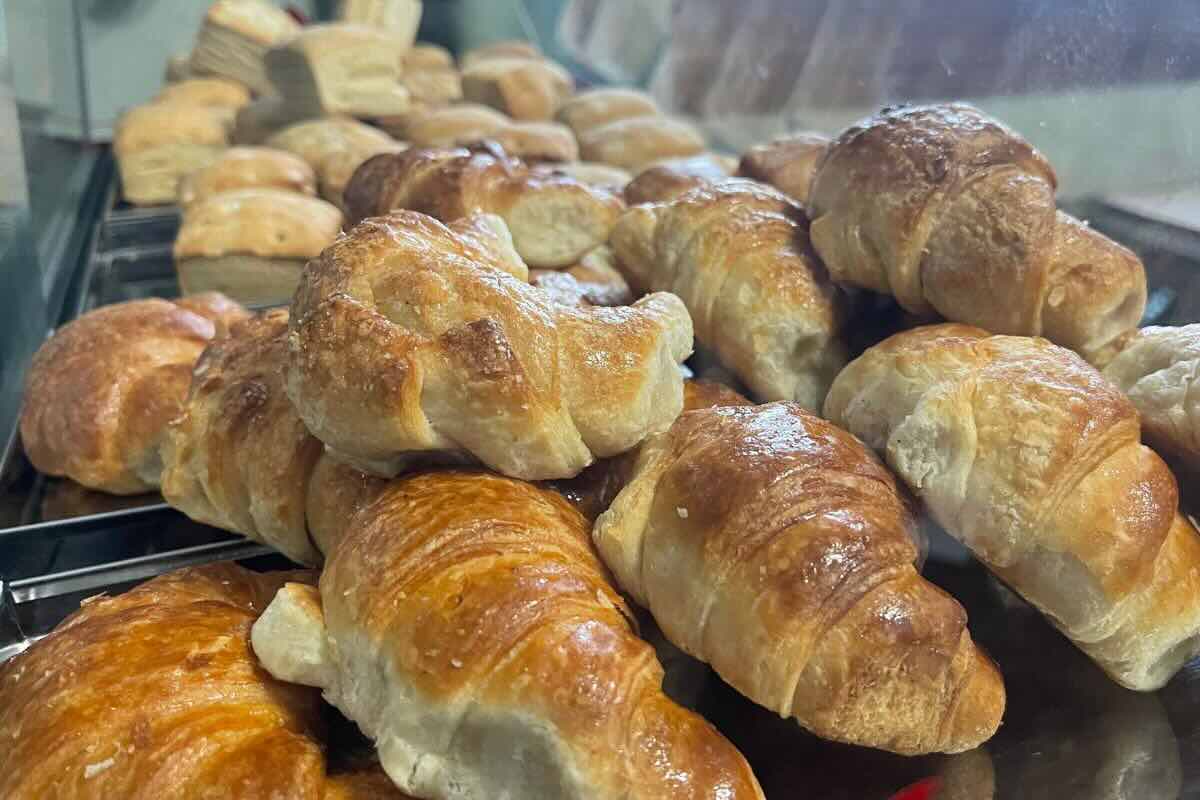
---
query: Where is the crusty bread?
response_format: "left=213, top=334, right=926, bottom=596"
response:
left=595, top=402, right=1004, bottom=754
left=461, top=56, right=574, bottom=121
left=265, top=23, right=411, bottom=118
left=737, top=132, right=830, bottom=204
left=114, top=103, right=229, bottom=205
left=624, top=153, right=735, bottom=205
left=579, top=115, right=706, bottom=171
left=189, top=0, right=300, bottom=95
left=400, top=102, right=510, bottom=147
left=252, top=470, right=765, bottom=799
left=808, top=104, right=1146, bottom=359
left=491, top=120, right=578, bottom=162
left=825, top=323, right=1200, bottom=690
left=611, top=178, right=848, bottom=411
left=342, top=144, right=624, bottom=268
left=286, top=210, right=691, bottom=479
left=155, top=76, right=251, bottom=109
left=174, top=189, right=343, bottom=305
left=555, top=87, right=659, bottom=136
left=177, top=146, right=316, bottom=208
left=20, top=296, right=248, bottom=494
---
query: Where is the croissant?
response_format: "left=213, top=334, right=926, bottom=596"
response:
left=610, top=178, right=847, bottom=411
left=594, top=402, right=1004, bottom=754
left=807, top=103, right=1146, bottom=359
left=1096, top=324, right=1200, bottom=470
left=19, top=294, right=248, bottom=494
left=825, top=323, right=1200, bottom=689
left=251, top=470, right=765, bottom=799
left=0, top=563, right=412, bottom=799
left=624, top=158, right=726, bottom=206
left=736, top=132, right=830, bottom=204
left=343, top=143, right=624, bottom=268
left=529, top=245, right=632, bottom=307
left=287, top=210, right=692, bottom=480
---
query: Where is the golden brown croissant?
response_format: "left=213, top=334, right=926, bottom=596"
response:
left=610, top=178, right=848, bottom=411
left=807, top=103, right=1146, bottom=359
left=594, top=402, right=1004, bottom=754
left=251, top=470, right=765, bottom=799
left=287, top=210, right=692, bottom=480
left=19, top=295, right=248, bottom=494
left=0, top=563, right=418, bottom=799
left=825, top=323, right=1200, bottom=689
left=1096, top=324, right=1200, bottom=470
left=736, top=132, right=830, bottom=204
left=162, top=309, right=326, bottom=565
left=343, top=143, right=624, bottom=268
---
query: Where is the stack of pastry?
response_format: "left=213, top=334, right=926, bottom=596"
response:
left=15, top=80, right=1200, bottom=800
left=188, top=0, right=300, bottom=95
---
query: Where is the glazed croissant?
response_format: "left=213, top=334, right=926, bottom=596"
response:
left=806, top=103, right=1146, bottom=359
left=0, top=563, right=412, bottom=799
left=287, top=210, right=692, bottom=480
left=20, top=293, right=248, bottom=494
left=252, top=470, right=765, bottom=799
left=825, top=323, right=1200, bottom=689
left=343, top=143, right=624, bottom=268
left=594, top=402, right=1004, bottom=754
left=610, top=178, right=847, bottom=411
left=1096, top=324, right=1200, bottom=470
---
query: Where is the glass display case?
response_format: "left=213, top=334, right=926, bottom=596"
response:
left=2, top=2, right=1200, bottom=798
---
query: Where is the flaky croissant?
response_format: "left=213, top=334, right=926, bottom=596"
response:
left=610, top=178, right=848, bottom=411
left=825, top=323, right=1200, bottom=689
left=286, top=211, right=692, bottom=480
left=594, top=402, right=1003, bottom=754
left=252, top=470, right=765, bottom=799
left=20, top=294, right=248, bottom=494
left=0, top=563, right=412, bottom=799
left=1096, top=324, right=1200, bottom=471
left=807, top=103, right=1146, bottom=359
left=343, top=143, right=624, bottom=268
left=736, top=132, right=830, bottom=204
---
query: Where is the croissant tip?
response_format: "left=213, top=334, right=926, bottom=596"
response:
left=946, top=647, right=1006, bottom=752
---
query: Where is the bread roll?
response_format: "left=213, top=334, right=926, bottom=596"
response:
left=189, top=0, right=300, bottom=95
left=1098, top=324, right=1200, bottom=470
left=610, top=178, right=848, bottom=411
left=114, top=103, right=228, bottom=205
left=579, top=115, right=706, bottom=171
left=825, top=323, right=1200, bottom=689
left=0, top=564, right=414, bottom=799
left=624, top=153, right=734, bottom=205
left=286, top=210, right=691, bottom=479
left=595, top=402, right=1004, bottom=754
left=491, top=120, right=578, bottom=162
left=541, top=161, right=632, bottom=192
left=461, top=56, right=574, bottom=121
left=737, top=132, right=830, bottom=204
left=154, top=76, right=251, bottom=109
left=807, top=103, right=1146, bottom=359
left=20, top=295, right=247, bottom=494
left=177, top=146, right=316, bottom=208
left=251, top=471, right=765, bottom=799
left=343, top=144, right=623, bottom=268
left=265, top=116, right=399, bottom=171
left=265, top=24, right=411, bottom=118
left=174, top=189, right=343, bottom=306
left=556, top=87, right=659, bottom=135
left=399, top=103, right=510, bottom=147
